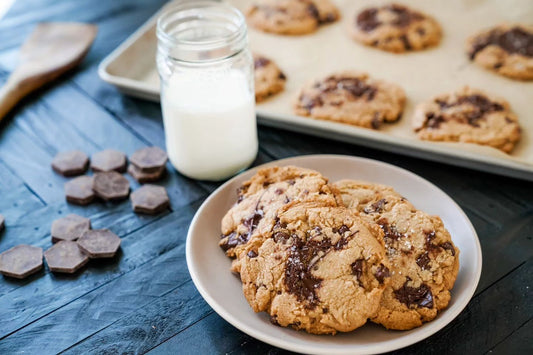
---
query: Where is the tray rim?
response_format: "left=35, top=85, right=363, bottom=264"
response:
left=97, top=6, right=533, bottom=182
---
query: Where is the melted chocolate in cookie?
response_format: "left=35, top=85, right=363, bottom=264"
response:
left=377, top=218, right=404, bottom=241
left=416, top=251, right=431, bottom=270
left=374, top=263, right=390, bottom=283
left=351, top=259, right=364, bottom=281
left=220, top=209, right=264, bottom=252
left=283, top=226, right=358, bottom=308
left=254, top=57, right=271, bottom=69
left=470, top=27, right=533, bottom=60
left=364, top=198, right=387, bottom=214
left=423, top=94, right=504, bottom=129
left=356, top=4, right=424, bottom=32
left=394, top=279, right=434, bottom=308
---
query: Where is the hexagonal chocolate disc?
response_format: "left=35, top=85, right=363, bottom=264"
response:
left=127, top=164, right=166, bottom=183
left=129, top=147, right=168, bottom=173
left=65, top=176, right=95, bottom=205
left=77, top=229, right=121, bottom=258
left=44, top=241, right=89, bottom=273
left=0, top=214, right=4, bottom=231
left=0, top=245, right=43, bottom=279
left=131, top=185, right=170, bottom=215
left=90, top=149, right=127, bottom=172
left=51, top=214, right=91, bottom=243
left=52, top=150, right=89, bottom=176
left=92, top=172, right=130, bottom=201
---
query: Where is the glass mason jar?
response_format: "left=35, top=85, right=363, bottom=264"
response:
left=156, top=1, right=257, bottom=181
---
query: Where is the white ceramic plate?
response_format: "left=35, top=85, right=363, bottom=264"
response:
left=186, top=155, right=482, bottom=354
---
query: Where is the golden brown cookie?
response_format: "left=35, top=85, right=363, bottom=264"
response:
left=466, top=24, right=533, bottom=80
left=334, top=180, right=460, bottom=330
left=254, top=54, right=286, bottom=102
left=240, top=202, right=391, bottom=334
left=246, top=0, right=339, bottom=35
left=412, top=87, right=521, bottom=153
left=294, top=71, right=406, bottom=129
left=219, top=166, right=340, bottom=273
left=350, top=3, right=441, bottom=53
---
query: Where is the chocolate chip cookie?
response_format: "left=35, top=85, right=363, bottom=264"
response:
left=412, top=87, right=521, bottom=153
left=294, top=71, right=406, bottom=129
left=466, top=24, right=533, bottom=80
left=350, top=3, right=441, bottom=53
left=219, top=166, right=340, bottom=272
left=246, top=0, right=339, bottom=35
left=334, top=180, right=459, bottom=330
left=254, top=54, right=286, bottom=102
left=240, top=202, right=391, bottom=334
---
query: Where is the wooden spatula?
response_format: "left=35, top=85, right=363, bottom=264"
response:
left=0, top=22, right=97, bottom=122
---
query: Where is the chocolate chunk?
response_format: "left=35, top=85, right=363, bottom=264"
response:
left=77, top=229, right=121, bottom=258
left=129, top=146, right=168, bottom=173
left=247, top=250, right=258, bottom=258
left=416, top=251, right=431, bottom=270
left=278, top=71, right=287, bottom=80
left=91, top=149, right=127, bottom=173
left=364, top=198, right=387, bottom=213
left=51, top=214, right=91, bottom=243
left=322, top=77, right=377, bottom=100
left=387, top=4, right=423, bottom=27
left=254, top=56, right=271, bottom=69
left=44, top=241, right=89, bottom=274
left=378, top=219, right=404, bottom=240
left=130, top=185, right=170, bottom=215
left=65, top=176, right=95, bottom=205
left=425, top=112, right=446, bottom=129
left=0, top=245, right=43, bottom=279
left=337, top=225, right=350, bottom=235
left=356, top=8, right=380, bottom=32
left=394, top=280, right=434, bottom=308
left=0, top=214, right=4, bottom=232
left=273, top=231, right=290, bottom=243
left=440, top=241, right=456, bottom=256
left=92, top=172, right=130, bottom=201
left=127, top=164, right=166, bottom=183
left=274, top=188, right=284, bottom=195
left=470, top=27, right=533, bottom=60
left=306, top=3, right=320, bottom=21
left=243, top=210, right=263, bottom=233
left=400, top=34, right=411, bottom=50
left=51, top=150, right=89, bottom=176
left=374, top=264, right=390, bottom=283
left=351, top=259, right=364, bottom=281
left=219, top=232, right=247, bottom=252
left=285, top=236, right=337, bottom=308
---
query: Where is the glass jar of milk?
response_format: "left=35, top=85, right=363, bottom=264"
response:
left=156, top=1, right=257, bottom=181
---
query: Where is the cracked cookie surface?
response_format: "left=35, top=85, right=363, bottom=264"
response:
left=219, top=166, right=340, bottom=273
left=350, top=3, right=441, bottom=53
left=466, top=24, right=533, bottom=80
left=246, top=0, right=339, bottom=35
left=412, top=86, right=521, bottom=153
left=294, top=71, right=405, bottom=129
left=334, top=180, right=459, bottom=330
left=240, top=202, right=391, bottom=334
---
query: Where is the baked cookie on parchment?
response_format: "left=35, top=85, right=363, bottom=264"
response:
left=240, top=202, right=392, bottom=334
left=254, top=54, right=286, bottom=102
left=334, top=180, right=460, bottom=330
left=294, top=71, right=406, bottom=129
left=245, top=0, right=340, bottom=35
left=466, top=24, right=533, bottom=80
left=350, top=3, right=442, bottom=53
left=412, top=86, right=521, bottom=153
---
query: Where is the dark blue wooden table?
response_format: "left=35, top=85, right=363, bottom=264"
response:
left=0, top=1, right=531, bottom=354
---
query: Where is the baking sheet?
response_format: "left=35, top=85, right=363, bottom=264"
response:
left=98, top=0, right=533, bottom=180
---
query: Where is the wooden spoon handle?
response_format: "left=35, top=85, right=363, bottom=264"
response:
left=0, top=74, right=29, bottom=122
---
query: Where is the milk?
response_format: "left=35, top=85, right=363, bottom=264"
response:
left=161, top=69, right=257, bottom=181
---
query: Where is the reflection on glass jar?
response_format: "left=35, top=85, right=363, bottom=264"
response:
left=157, top=0, right=257, bottom=181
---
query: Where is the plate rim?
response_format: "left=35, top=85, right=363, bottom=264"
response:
left=186, top=154, right=483, bottom=354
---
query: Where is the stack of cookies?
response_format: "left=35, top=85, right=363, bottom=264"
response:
left=219, top=166, right=459, bottom=334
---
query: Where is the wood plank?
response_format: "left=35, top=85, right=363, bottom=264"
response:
left=488, top=318, right=533, bottom=354
left=150, top=258, right=533, bottom=354
left=0, top=199, right=202, bottom=339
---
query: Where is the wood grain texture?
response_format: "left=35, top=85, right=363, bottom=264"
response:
left=0, top=0, right=530, bottom=354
